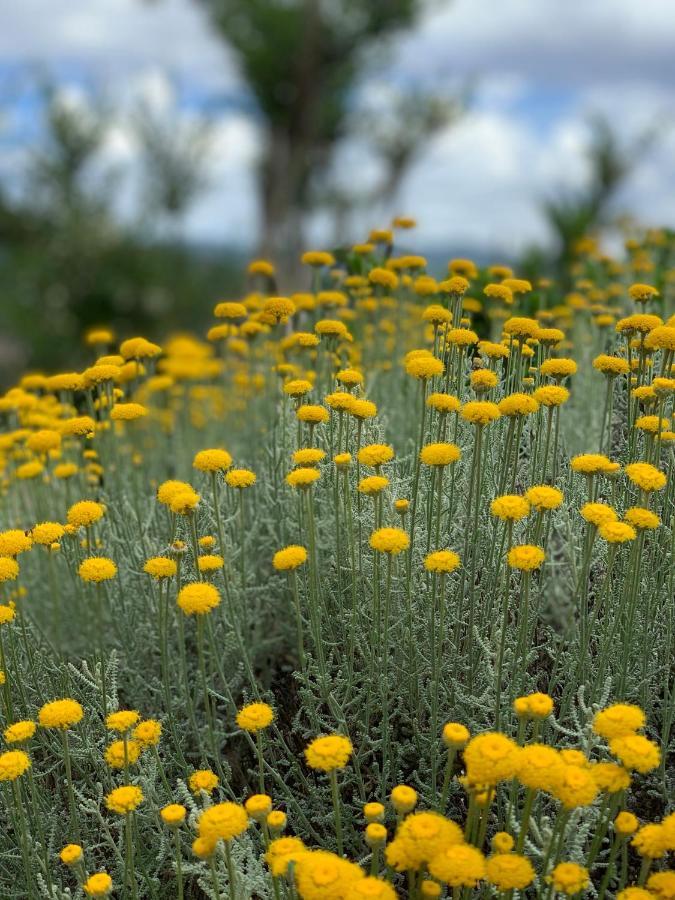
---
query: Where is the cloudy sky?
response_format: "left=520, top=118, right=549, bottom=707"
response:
left=2, top=0, right=675, bottom=255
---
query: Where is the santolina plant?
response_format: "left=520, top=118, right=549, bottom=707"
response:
left=0, top=223, right=673, bottom=897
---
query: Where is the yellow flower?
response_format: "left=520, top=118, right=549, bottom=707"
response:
left=156, top=480, right=192, bottom=505
left=391, top=784, right=418, bottom=813
left=463, top=732, right=520, bottom=785
left=198, top=802, right=248, bottom=843
left=0, top=531, right=31, bottom=558
left=245, top=793, right=272, bottom=821
left=364, top=802, right=386, bottom=823
left=507, top=544, right=545, bottom=571
left=625, top=462, right=667, bottom=492
left=59, top=843, right=83, bottom=866
left=425, top=550, right=460, bottom=574
left=427, top=392, right=461, bottom=414
left=104, top=739, right=141, bottom=769
left=189, top=769, right=219, bottom=794
left=609, top=734, right=660, bottom=772
left=67, top=501, right=105, bottom=528
left=486, top=853, right=535, bottom=891
left=593, top=354, right=630, bottom=376
left=349, top=398, right=378, bottom=420
left=193, top=448, right=233, bottom=472
left=225, top=468, right=256, bottom=489
left=446, top=328, right=478, bottom=348
left=293, top=448, right=326, bottom=467
left=305, top=734, right=353, bottom=771
left=358, top=475, right=389, bottom=495
left=517, top=744, right=563, bottom=791
left=296, top=404, right=330, bottom=425
left=161, top=804, right=187, bottom=827
left=498, top=393, right=539, bottom=416
left=39, top=698, right=83, bottom=729
left=645, top=324, right=675, bottom=352
left=513, top=692, right=554, bottom=719
left=315, top=318, right=348, bottom=338
left=4, top=720, right=36, bottom=744
left=405, top=356, right=444, bottom=379
left=617, top=889, right=656, bottom=900
left=302, top=250, right=335, bottom=267
left=632, top=824, right=668, bottom=859
left=0, top=558, right=19, bottom=583
left=552, top=765, right=599, bottom=808
left=143, top=557, right=177, bottom=579
left=580, top=503, right=618, bottom=527
left=284, top=379, right=313, bottom=398
left=295, top=850, right=364, bottom=900
left=78, top=557, right=117, bottom=583
left=647, top=872, right=675, bottom=899
left=525, top=485, right=563, bottom=511
left=442, top=722, right=470, bottom=748
left=16, top=461, right=44, bottom=480
left=369, top=527, right=409, bottom=554
left=470, top=368, right=498, bottom=392
left=441, top=275, right=471, bottom=294
left=177, top=583, right=221, bottom=616
left=504, top=316, right=538, bottom=339
left=420, top=443, right=461, bottom=466
left=169, top=487, right=201, bottom=514
left=460, top=401, right=501, bottom=426
left=484, top=283, right=513, bottom=303
left=614, top=811, right=639, bottom=836
left=106, top=711, right=140, bottom=734
left=198, top=554, right=224, bottom=573
left=593, top=703, right=646, bottom=739
left=0, top=749, right=31, bottom=781
left=105, top=784, right=143, bottom=814
left=265, top=836, right=307, bottom=877
left=533, top=385, right=569, bottom=407
left=119, top=336, right=161, bottom=359
left=491, top=832, right=514, bottom=853
left=133, top=719, right=162, bottom=747
left=429, top=843, right=486, bottom=887
left=192, top=836, right=216, bottom=859
left=267, top=810, right=286, bottom=834
left=358, top=444, right=394, bottom=467
left=110, top=402, right=147, bottom=421
left=547, top=861, right=589, bottom=895
left=286, top=467, right=321, bottom=488
left=347, top=877, right=397, bottom=899
left=628, top=283, right=659, bottom=303
left=599, top=521, right=636, bottom=543
left=490, top=494, right=530, bottom=521
left=386, top=812, right=463, bottom=872
left=32, top=522, right=65, bottom=545
left=236, top=702, right=274, bottom=733
left=83, top=872, right=113, bottom=897
left=273, top=545, right=308, bottom=571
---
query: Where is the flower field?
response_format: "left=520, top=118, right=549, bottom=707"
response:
left=0, top=226, right=674, bottom=898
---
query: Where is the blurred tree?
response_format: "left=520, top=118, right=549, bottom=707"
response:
left=28, top=85, right=111, bottom=222
left=0, top=86, right=241, bottom=383
left=133, top=101, right=213, bottom=234
left=317, top=88, right=464, bottom=246
left=542, top=115, right=658, bottom=281
left=366, top=89, right=463, bottom=205
left=197, top=0, right=425, bottom=263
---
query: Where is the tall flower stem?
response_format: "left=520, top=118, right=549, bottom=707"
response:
left=61, top=730, right=79, bottom=839
left=329, top=769, right=344, bottom=856
left=174, top=830, right=184, bottom=900
left=125, top=812, right=138, bottom=900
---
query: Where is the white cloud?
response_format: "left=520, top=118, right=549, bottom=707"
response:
left=2, top=0, right=675, bottom=252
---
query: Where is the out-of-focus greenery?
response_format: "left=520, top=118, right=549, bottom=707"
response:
left=0, top=88, right=242, bottom=386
